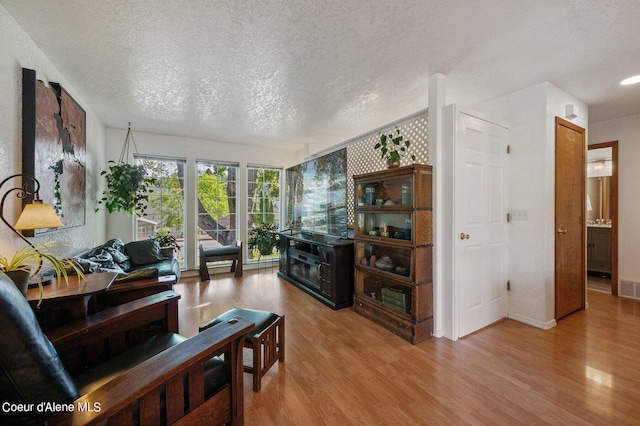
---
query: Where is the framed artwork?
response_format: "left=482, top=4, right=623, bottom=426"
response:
left=21, top=68, right=86, bottom=235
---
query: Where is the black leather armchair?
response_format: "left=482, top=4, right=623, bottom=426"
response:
left=0, top=271, right=252, bottom=425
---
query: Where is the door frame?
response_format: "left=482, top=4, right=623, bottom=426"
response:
left=588, top=141, right=618, bottom=296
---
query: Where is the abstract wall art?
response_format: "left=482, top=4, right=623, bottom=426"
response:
left=21, top=68, right=86, bottom=235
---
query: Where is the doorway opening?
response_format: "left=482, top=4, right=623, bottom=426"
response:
left=586, top=141, right=618, bottom=296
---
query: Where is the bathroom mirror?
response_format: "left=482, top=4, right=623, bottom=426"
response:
left=586, top=147, right=612, bottom=225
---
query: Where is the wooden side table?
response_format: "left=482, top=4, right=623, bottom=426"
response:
left=26, top=272, right=117, bottom=330
left=91, top=274, right=177, bottom=312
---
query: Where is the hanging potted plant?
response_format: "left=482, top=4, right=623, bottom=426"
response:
left=0, top=242, right=85, bottom=304
left=96, top=123, right=156, bottom=216
left=248, top=222, right=280, bottom=256
left=375, top=126, right=416, bottom=168
left=97, top=162, right=155, bottom=215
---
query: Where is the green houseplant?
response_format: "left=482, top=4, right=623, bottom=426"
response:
left=248, top=222, right=280, bottom=256
left=0, top=242, right=85, bottom=304
left=375, top=126, right=416, bottom=167
left=155, top=229, right=181, bottom=258
left=97, top=161, right=156, bottom=216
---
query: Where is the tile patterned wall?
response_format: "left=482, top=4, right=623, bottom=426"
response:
left=345, top=111, right=429, bottom=226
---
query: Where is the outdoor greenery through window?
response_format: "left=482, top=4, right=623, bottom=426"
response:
left=135, top=156, right=186, bottom=266
left=247, top=165, right=281, bottom=261
left=196, top=161, right=238, bottom=264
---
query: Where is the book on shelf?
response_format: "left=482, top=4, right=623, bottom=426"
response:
left=381, top=286, right=409, bottom=302
left=382, top=296, right=408, bottom=312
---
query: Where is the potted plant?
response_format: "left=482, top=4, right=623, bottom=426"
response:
left=375, top=126, right=416, bottom=168
left=96, top=161, right=156, bottom=216
left=155, top=229, right=181, bottom=259
left=0, top=242, right=85, bottom=304
left=248, top=222, right=280, bottom=256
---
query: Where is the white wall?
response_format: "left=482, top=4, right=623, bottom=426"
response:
left=474, top=82, right=588, bottom=329
left=0, top=5, right=107, bottom=257
left=589, top=114, right=640, bottom=287
left=104, top=128, right=298, bottom=270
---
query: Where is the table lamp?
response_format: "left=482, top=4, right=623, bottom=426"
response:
left=0, top=174, right=64, bottom=278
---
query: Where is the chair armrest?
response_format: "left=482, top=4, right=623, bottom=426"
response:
left=49, top=317, right=254, bottom=426
left=47, top=291, right=181, bottom=373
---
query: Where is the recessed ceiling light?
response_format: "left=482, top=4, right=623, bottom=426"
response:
left=620, top=75, right=640, bottom=85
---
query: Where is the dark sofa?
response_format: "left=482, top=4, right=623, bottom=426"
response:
left=72, top=238, right=180, bottom=283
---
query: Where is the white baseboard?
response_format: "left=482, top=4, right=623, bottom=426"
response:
left=507, top=312, right=557, bottom=330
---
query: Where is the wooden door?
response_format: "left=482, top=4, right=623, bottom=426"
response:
left=555, top=117, right=585, bottom=319
left=455, top=111, right=509, bottom=338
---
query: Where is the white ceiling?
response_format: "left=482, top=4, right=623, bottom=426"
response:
left=3, top=0, right=640, bottom=152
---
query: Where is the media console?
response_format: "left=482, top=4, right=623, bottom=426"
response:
left=278, top=230, right=354, bottom=309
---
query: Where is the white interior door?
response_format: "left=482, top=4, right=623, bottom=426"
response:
left=455, top=111, right=509, bottom=338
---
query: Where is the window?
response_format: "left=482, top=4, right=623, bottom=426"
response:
left=135, top=156, right=186, bottom=266
left=196, top=161, right=239, bottom=257
left=247, top=165, right=281, bottom=261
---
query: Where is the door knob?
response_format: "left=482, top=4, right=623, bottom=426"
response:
left=459, top=233, right=470, bottom=240
left=557, top=228, right=568, bottom=234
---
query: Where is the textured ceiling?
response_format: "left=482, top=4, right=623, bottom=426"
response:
left=3, top=0, right=640, bottom=152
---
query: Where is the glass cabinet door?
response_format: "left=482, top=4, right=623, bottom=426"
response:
left=355, top=241, right=412, bottom=278
left=356, top=177, right=412, bottom=207
left=356, top=269, right=412, bottom=315
left=356, top=212, right=412, bottom=241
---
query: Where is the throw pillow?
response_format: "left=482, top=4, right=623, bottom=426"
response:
left=124, top=239, right=166, bottom=266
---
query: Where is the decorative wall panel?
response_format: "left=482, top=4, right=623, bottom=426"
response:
left=345, top=111, right=429, bottom=226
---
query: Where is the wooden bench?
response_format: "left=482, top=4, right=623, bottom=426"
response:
left=199, top=241, right=243, bottom=280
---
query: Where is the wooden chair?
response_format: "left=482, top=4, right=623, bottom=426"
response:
left=0, top=270, right=252, bottom=425
left=200, top=307, right=285, bottom=392
left=199, top=241, right=243, bottom=280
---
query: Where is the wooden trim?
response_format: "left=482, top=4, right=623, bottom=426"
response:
left=588, top=141, right=618, bottom=296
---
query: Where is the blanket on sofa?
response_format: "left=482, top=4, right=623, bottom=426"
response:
left=72, top=238, right=177, bottom=282
left=74, top=238, right=131, bottom=274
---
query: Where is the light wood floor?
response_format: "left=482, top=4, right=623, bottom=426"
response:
left=174, top=269, right=640, bottom=425
left=587, top=274, right=612, bottom=293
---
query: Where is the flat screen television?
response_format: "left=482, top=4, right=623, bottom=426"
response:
left=285, top=148, right=347, bottom=237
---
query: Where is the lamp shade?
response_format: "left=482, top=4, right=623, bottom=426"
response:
left=14, top=201, right=64, bottom=230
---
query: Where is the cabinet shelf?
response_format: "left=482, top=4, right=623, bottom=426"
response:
left=355, top=205, right=415, bottom=212
left=355, top=264, right=413, bottom=284
left=356, top=235, right=414, bottom=247
left=353, top=164, right=433, bottom=344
